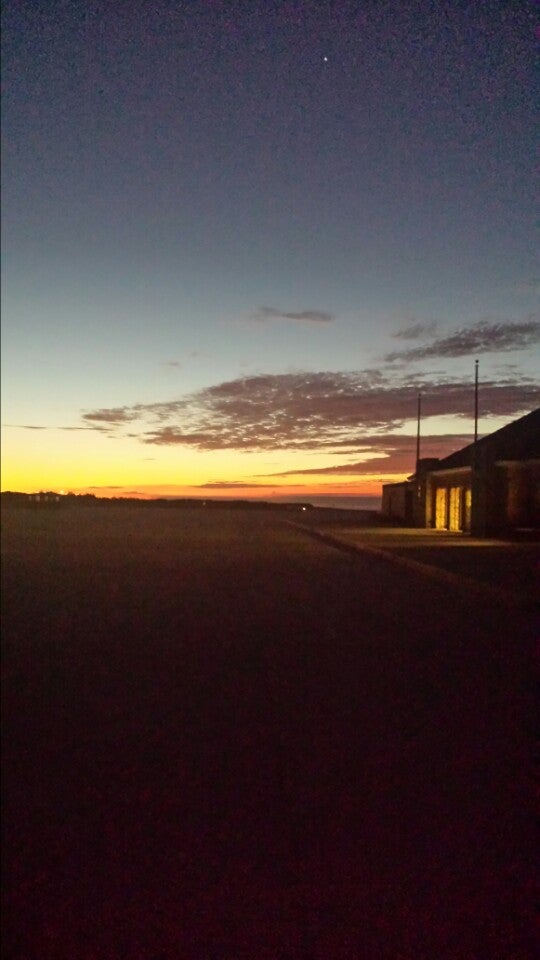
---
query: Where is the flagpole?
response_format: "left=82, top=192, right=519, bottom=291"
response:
left=416, top=392, right=421, bottom=471
left=474, top=360, right=479, bottom=446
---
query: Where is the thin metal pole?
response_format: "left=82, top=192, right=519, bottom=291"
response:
left=416, top=392, right=421, bottom=470
left=474, top=360, right=479, bottom=445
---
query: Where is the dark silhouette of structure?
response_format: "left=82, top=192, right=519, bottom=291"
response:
left=382, top=408, right=540, bottom=535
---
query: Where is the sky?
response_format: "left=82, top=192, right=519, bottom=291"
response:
left=2, top=0, right=539, bottom=502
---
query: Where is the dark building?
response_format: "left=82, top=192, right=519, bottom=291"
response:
left=1, top=491, right=61, bottom=506
left=381, top=458, right=439, bottom=526
left=382, top=408, right=540, bottom=536
left=381, top=478, right=413, bottom=524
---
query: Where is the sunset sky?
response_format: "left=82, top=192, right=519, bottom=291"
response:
left=2, top=0, right=538, bottom=502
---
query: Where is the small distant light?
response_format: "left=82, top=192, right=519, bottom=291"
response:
left=302, top=506, right=306, bottom=511
left=323, top=56, right=328, bottom=62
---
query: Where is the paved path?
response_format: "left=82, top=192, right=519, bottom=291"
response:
left=294, top=518, right=540, bottom=607
left=2, top=507, right=537, bottom=958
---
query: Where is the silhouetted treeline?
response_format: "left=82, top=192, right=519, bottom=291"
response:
left=1, top=491, right=314, bottom=512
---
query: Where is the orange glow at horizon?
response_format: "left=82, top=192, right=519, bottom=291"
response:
left=1, top=426, right=411, bottom=499
left=54, top=477, right=405, bottom=499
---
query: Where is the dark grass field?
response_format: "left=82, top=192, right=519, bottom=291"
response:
left=1, top=505, right=538, bottom=959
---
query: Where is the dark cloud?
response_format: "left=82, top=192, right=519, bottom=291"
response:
left=82, top=369, right=539, bottom=454
left=4, top=423, right=110, bottom=433
left=392, top=320, right=438, bottom=340
left=196, top=481, right=280, bottom=489
left=259, top=434, right=474, bottom=477
left=252, top=306, right=334, bottom=324
left=142, top=427, right=218, bottom=446
left=3, top=424, right=47, bottom=430
left=82, top=406, right=138, bottom=424
left=161, top=353, right=209, bottom=366
left=386, top=318, right=540, bottom=361
left=87, top=485, right=124, bottom=490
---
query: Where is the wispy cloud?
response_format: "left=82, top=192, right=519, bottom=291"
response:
left=82, top=406, right=141, bottom=425
left=3, top=424, right=47, bottom=430
left=87, top=485, right=124, bottom=490
left=3, top=423, right=107, bottom=432
left=392, top=320, right=438, bottom=340
left=252, top=306, right=335, bottom=324
left=386, top=318, right=540, bottom=361
left=196, top=481, right=281, bottom=489
left=80, top=369, right=539, bottom=454
left=160, top=352, right=209, bottom=367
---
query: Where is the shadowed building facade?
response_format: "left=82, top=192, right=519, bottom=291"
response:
left=382, top=408, right=540, bottom=536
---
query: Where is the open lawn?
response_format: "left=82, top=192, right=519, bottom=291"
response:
left=1, top=505, right=537, bottom=959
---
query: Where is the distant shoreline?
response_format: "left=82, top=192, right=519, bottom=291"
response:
left=278, top=496, right=381, bottom=511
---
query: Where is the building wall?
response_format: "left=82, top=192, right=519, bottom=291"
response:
left=381, top=482, right=414, bottom=522
left=385, top=456, right=539, bottom=536
left=504, top=461, right=540, bottom=529
left=427, top=460, right=540, bottom=535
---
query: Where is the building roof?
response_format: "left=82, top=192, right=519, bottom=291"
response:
left=432, top=407, right=540, bottom=471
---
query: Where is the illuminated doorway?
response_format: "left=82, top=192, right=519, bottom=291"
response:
left=435, top=487, right=447, bottom=529
left=463, top=488, right=472, bottom=532
left=449, top=486, right=462, bottom=531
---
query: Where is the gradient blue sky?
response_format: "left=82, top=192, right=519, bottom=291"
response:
left=2, top=0, right=538, bottom=497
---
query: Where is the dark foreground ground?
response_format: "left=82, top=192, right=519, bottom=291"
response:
left=1, top=506, right=538, bottom=959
